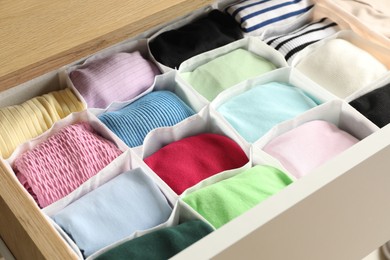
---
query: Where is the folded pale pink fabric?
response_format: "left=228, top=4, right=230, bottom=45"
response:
left=14, top=122, right=123, bottom=208
left=69, top=51, right=160, bottom=108
left=263, top=120, right=359, bottom=178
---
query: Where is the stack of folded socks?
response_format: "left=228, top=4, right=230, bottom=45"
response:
left=217, top=81, right=319, bottom=143
left=295, top=38, right=388, bottom=98
left=0, top=88, right=85, bottom=159
left=263, top=120, right=359, bottom=178
left=52, top=168, right=172, bottom=258
left=183, top=165, right=293, bottom=228
left=149, top=10, right=243, bottom=68
left=144, top=133, right=249, bottom=194
left=225, top=0, right=314, bottom=35
left=14, top=122, right=123, bottom=208
left=180, top=48, right=277, bottom=101
left=94, top=220, right=214, bottom=260
left=98, top=90, right=195, bottom=148
left=264, top=17, right=339, bottom=63
left=349, top=82, right=390, bottom=128
left=70, top=51, right=160, bottom=108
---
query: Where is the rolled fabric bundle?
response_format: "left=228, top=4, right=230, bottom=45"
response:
left=183, top=165, right=293, bottom=228
left=225, top=0, right=314, bottom=35
left=263, top=120, right=359, bottom=179
left=14, top=122, right=123, bottom=208
left=69, top=51, right=160, bottom=108
left=295, top=38, right=388, bottom=98
left=98, top=90, right=195, bottom=148
left=0, top=88, right=85, bottom=159
left=216, top=81, right=319, bottom=143
left=94, top=220, right=213, bottom=260
left=349, top=82, right=390, bottom=128
left=149, top=10, right=243, bottom=69
left=52, top=168, right=172, bottom=258
left=144, top=133, right=249, bottom=195
left=264, top=17, right=339, bottom=63
left=180, top=48, right=277, bottom=101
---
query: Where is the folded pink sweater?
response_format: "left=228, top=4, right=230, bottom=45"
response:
left=14, top=122, right=123, bottom=207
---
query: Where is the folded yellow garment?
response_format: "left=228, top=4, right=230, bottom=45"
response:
left=0, top=88, right=85, bottom=158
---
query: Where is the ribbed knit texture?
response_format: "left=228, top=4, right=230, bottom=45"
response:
left=217, top=82, right=319, bottom=143
left=0, top=88, right=85, bottom=159
left=144, top=133, right=249, bottom=195
left=52, top=169, right=172, bottom=258
left=14, top=122, right=123, bottom=208
left=149, top=10, right=243, bottom=69
left=70, top=51, right=160, bottom=108
left=265, top=17, right=339, bottom=63
left=263, top=120, right=359, bottom=178
left=98, top=91, right=195, bottom=148
left=225, top=0, right=314, bottom=35
left=295, top=38, right=388, bottom=98
left=349, top=82, right=390, bottom=128
left=183, top=165, right=293, bottom=228
left=180, top=48, right=277, bottom=101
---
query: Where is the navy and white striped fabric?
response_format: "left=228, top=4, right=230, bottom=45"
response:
left=264, top=17, right=339, bottom=63
left=225, top=0, right=314, bottom=35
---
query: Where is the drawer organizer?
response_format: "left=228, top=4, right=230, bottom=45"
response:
left=1, top=0, right=390, bottom=259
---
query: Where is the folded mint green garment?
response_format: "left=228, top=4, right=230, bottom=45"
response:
left=183, top=165, right=293, bottom=228
left=94, top=220, right=213, bottom=260
left=180, top=48, right=277, bottom=101
left=52, top=168, right=172, bottom=258
left=217, top=81, right=319, bottom=142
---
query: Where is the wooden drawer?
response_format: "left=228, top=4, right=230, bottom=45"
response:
left=1, top=0, right=390, bottom=259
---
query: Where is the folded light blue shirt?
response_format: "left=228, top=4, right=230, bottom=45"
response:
left=217, top=81, right=319, bottom=143
left=52, top=168, right=172, bottom=257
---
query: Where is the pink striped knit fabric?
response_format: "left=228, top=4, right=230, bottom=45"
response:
left=70, top=51, right=160, bottom=108
left=14, top=122, right=123, bottom=208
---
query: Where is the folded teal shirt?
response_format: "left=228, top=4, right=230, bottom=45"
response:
left=94, top=220, right=213, bottom=260
left=183, top=165, right=293, bottom=228
left=52, top=168, right=172, bottom=258
left=217, top=81, right=319, bottom=142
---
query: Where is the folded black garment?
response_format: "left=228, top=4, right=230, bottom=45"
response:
left=349, top=83, right=390, bottom=128
left=149, top=9, right=243, bottom=68
left=94, top=220, right=213, bottom=260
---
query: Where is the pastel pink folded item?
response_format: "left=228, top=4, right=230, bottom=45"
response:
left=144, top=133, right=249, bottom=195
left=14, top=122, right=123, bottom=208
left=69, top=51, right=160, bottom=108
left=263, top=120, right=359, bottom=179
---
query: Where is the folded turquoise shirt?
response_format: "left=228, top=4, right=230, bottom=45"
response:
left=183, top=165, right=293, bottom=229
left=217, top=81, right=319, bottom=142
left=52, top=168, right=172, bottom=257
left=180, top=48, right=277, bottom=101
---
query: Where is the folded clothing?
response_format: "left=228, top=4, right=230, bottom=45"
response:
left=295, top=38, right=388, bottom=98
left=144, top=133, right=249, bottom=195
left=183, top=165, right=293, bottom=228
left=0, top=88, right=85, bottom=158
left=14, top=122, right=123, bottom=208
left=180, top=48, right=277, bottom=101
left=349, top=82, right=390, bottom=128
left=149, top=10, right=243, bottom=69
left=217, top=81, right=319, bottom=143
left=225, top=0, right=314, bottom=35
left=98, top=90, right=195, bottom=148
left=69, top=51, right=160, bottom=108
left=94, top=220, right=213, bottom=260
left=263, top=120, right=359, bottom=178
left=52, top=168, right=172, bottom=258
left=264, top=17, right=339, bottom=63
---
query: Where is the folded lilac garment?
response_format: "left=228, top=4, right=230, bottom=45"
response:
left=70, top=51, right=160, bottom=108
left=263, top=120, right=359, bottom=178
left=52, top=169, right=172, bottom=258
left=14, top=122, right=123, bottom=208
